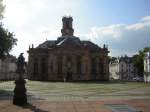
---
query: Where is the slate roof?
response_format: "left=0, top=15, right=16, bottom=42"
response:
left=37, top=36, right=102, bottom=52
left=119, top=56, right=133, bottom=63
left=82, top=41, right=101, bottom=51
left=56, top=36, right=81, bottom=46
left=110, top=56, right=133, bottom=64
left=38, top=40, right=56, bottom=48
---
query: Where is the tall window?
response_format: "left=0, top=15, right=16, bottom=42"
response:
left=57, top=56, right=63, bottom=74
left=76, top=55, right=81, bottom=74
left=67, top=56, right=72, bottom=69
left=41, top=58, right=46, bottom=73
left=99, top=59, right=104, bottom=74
left=67, top=56, right=72, bottom=62
left=50, top=62, right=53, bottom=73
left=33, top=58, right=38, bottom=76
left=85, top=63, right=88, bottom=73
left=91, top=58, right=96, bottom=74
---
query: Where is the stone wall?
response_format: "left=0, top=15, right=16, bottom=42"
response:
left=28, top=47, right=109, bottom=81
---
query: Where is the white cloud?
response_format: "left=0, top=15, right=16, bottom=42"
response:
left=82, top=16, right=150, bottom=56
left=142, top=16, right=150, bottom=22
left=2, top=0, right=150, bottom=59
left=2, top=0, right=82, bottom=60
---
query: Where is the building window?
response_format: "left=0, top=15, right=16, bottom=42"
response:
left=91, top=58, right=96, bottom=74
left=99, top=59, right=104, bottom=74
left=76, top=55, right=81, bottom=74
left=67, top=56, right=72, bottom=62
left=67, top=56, right=72, bottom=70
left=33, top=58, right=38, bottom=76
left=57, top=56, right=63, bottom=74
left=85, top=63, right=88, bottom=73
left=41, top=58, right=46, bottom=74
left=50, top=62, right=53, bottom=73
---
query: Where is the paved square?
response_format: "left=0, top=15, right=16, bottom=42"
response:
left=0, top=81, right=150, bottom=111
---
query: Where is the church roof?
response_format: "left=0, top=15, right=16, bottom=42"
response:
left=82, top=41, right=101, bottom=52
left=37, top=36, right=102, bottom=52
left=37, top=40, right=56, bottom=48
left=56, top=36, right=81, bottom=46
left=35, top=17, right=107, bottom=53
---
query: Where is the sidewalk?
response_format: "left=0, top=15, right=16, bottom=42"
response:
left=0, top=99, right=149, bottom=112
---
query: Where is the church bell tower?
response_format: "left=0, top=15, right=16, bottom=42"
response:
left=61, top=16, right=74, bottom=36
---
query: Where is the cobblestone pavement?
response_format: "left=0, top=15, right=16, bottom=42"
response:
left=1, top=81, right=150, bottom=111
left=0, top=99, right=150, bottom=112
left=27, top=86, right=150, bottom=101
left=1, top=87, right=150, bottom=102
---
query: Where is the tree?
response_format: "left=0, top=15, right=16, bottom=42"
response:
left=0, top=25, right=17, bottom=59
left=108, top=56, right=117, bottom=63
left=0, top=0, right=17, bottom=59
left=133, top=47, right=150, bottom=76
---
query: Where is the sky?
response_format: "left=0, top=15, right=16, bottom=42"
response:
left=2, top=0, right=150, bottom=60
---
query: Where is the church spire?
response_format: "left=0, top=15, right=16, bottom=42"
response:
left=61, top=16, right=74, bottom=36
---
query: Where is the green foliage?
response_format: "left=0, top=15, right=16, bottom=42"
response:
left=108, top=56, right=117, bottom=63
left=0, top=0, right=17, bottom=59
left=0, top=24, right=17, bottom=59
left=133, top=47, right=150, bottom=76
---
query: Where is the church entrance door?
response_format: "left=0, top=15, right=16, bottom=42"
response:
left=66, top=72, right=72, bottom=82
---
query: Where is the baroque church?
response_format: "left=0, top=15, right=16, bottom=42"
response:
left=27, top=16, right=109, bottom=81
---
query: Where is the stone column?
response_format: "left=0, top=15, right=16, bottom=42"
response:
left=96, top=57, right=99, bottom=74
left=98, top=57, right=103, bottom=80
left=84, top=56, right=89, bottom=80
left=82, top=56, right=85, bottom=74
left=96, top=57, right=99, bottom=79
left=48, top=54, right=52, bottom=80
left=86, top=57, right=91, bottom=80
left=62, top=55, right=66, bottom=80
left=38, top=57, right=41, bottom=80
left=83, top=55, right=89, bottom=80
left=53, top=55, right=57, bottom=79
left=104, top=57, right=109, bottom=80
left=88, top=56, right=92, bottom=80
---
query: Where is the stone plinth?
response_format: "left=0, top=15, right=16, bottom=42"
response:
left=13, top=79, right=27, bottom=105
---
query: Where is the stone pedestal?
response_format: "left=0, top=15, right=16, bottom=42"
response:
left=13, top=79, right=27, bottom=105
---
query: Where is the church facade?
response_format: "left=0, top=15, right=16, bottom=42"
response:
left=27, top=17, right=109, bottom=81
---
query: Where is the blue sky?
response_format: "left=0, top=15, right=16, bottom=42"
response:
left=2, top=0, right=150, bottom=60
left=77, top=0, right=150, bottom=31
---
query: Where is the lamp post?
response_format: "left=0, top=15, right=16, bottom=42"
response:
left=13, top=53, right=27, bottom=105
